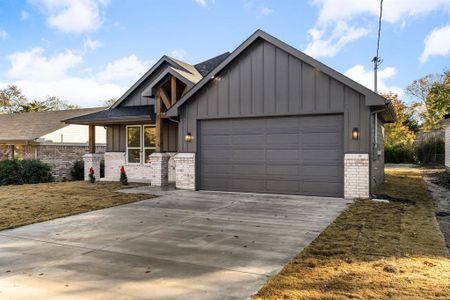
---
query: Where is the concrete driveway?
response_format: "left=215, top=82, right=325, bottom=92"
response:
left=0, top=190, right=350, bottom=300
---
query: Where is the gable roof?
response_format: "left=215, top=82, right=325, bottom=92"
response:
left=0, top=108, right=105, bottom=142
left=111, top=53, right=230, bottom=109
left=166, top=30, right=389, bottom=117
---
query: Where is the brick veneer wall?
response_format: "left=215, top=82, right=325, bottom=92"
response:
left=0, top=143, right=106, bottom=181
left=104, top=152, right=176, bottom=183
left=174, top=153, right=196, bottom=190
left=344, top=153, right=370, bottom=199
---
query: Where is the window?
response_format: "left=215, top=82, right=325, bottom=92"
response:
left=127, top=126, right=141, bottom=164
left=126, top=125, right=156, bottom=164
left=144, top=126, right=156, bottom=164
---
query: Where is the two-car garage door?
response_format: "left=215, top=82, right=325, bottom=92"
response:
left=198, top=115, right=344, bottom=197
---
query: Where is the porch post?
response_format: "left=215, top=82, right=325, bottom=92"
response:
left=88, top=125, right=96, bottom=153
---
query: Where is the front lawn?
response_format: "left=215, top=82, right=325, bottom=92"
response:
left=0, top=181, right=153, bottom=231
left=253, top=168, right=450, bottom=300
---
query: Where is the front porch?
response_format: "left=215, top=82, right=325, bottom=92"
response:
left=67, top=73, right=196, bottom=190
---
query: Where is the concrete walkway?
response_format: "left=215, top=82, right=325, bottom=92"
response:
left=0, top=190, right=350, bottom=300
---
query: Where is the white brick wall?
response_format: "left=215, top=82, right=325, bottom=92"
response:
left=149, top=153, right=170, bottom=186
left=344, top=153, right=370, bottom=199
left=174, top=153, right=196, bottom=190
left=445, top=120, right=450, bottom=171
left=104, top=152, right=176, bottom=183
left=83, top=153, right=103, bottom=182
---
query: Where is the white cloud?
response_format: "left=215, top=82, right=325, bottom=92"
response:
left=258, top=7, right=273, bottom=17
left=5, top=47, right=83, bottom=80
left=305, top=0, right=450, bottom=58
left=304, top=21, right=369, bottom=58
left=1, top=48, right=151, bottom=106
left=169, top=48, right=187, bottom=60
left=420, top=25, right=450, bottom=63
left=0, top=29, right=7, bottom=40
left=194, top=0, right=215, bottom=7
left=31, top=0, right=110, bottom=33
left=344, top=64, right=403, bottom=96
left=21, top=10, right=30, bottom=20
left=195, top=0, right=207, bottom=7
left=311, top=0, right=450, bottom=25
left=83, top=38, right=103, bottom=51
left=97, top=55, right=151, bottom=82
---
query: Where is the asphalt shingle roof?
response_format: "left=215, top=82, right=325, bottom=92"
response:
left=0, top=107, right=105, bottom=142
left=194, top=52, right=231, bottom=77
left=64, top=105, right=154, bottom=125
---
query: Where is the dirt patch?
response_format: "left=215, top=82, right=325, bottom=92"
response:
left=253, top=168, right=450, bottom=300
left=0, top=181, right=153, bottom=231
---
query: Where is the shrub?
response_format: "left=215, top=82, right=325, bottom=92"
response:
left=415, top=138, right=445, bottom=165
left=120, top=166, right=128, bottom=185
left=20, top=160, right=54, bottom=184
left=70, top=160, right=84, bottom=180
left=0, top=159, right=54, bottom=186
left=385, top=145, right=415, bottom=163
left=88, top=167, right=96, bottom=183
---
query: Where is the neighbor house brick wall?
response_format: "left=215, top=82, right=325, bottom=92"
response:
left=445, top=121, right=450, bottom=172
left=38, top=144, right=105, bottom=180
left=344, top=153, right=370, bottom=199
left=174, top=153, right=196, bottom=190
left=0, top=143, right=105, bottom=181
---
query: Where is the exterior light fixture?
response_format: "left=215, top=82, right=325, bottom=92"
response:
left=185, top=132, right=193, bottom=142
left=352, top=128, right=359, bottom=140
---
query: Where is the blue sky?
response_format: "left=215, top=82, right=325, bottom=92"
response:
left=0, top=0, right=449, bottom=107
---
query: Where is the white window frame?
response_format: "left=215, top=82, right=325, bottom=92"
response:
left=126, top=125, right=142, bottom=165
left=143, top=125, right=156, bottom=165
left=126, top=125, right=156, bottom=165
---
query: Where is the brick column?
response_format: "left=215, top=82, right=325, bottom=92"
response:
left=149, top=153, right=170, bottom=186
left=174, top=153, right=196, bottom=190
left=344, top=153, right=369, bottom=199
left=83, top=153, right=103, bottom=182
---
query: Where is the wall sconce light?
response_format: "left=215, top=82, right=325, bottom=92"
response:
left=185, top=132, right=193, bottom=142
left=352, top=128, right=359, bottom=140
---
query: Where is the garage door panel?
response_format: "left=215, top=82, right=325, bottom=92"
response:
left=266, top=180, right=300, bottom=193
left=199, top=115, right=343, bottom=197
left=302, top=181, right=342, bottom=197
left=231, top=179, right=266, bottom=191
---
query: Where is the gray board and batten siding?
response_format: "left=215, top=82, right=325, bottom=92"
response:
left=177, top=38, right=371, bottom=154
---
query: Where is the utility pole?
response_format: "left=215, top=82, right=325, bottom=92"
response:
left=372, top=0, right=384, bottom=93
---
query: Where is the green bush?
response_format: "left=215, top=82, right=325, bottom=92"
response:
left=385, top=145, right=415, bottom=163
left=70, top=160, right=84, bottom=181
left=415, top=138, right=445, bottom=165
left=0, top=159, right=54, bottom=186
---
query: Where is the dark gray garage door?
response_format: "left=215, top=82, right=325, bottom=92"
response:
left=198, top=115, right=344, bottom=197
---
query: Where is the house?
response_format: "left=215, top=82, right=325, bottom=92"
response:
left=445, top=113, right=450, bottom=172
left=0, top=108, right=107, bottom=180
left=66, top=30, right=395, bottom=199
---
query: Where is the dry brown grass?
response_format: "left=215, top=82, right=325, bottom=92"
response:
left=0, top=181, right=153, bottom=231
left=253, top=168, right=450, bottom=300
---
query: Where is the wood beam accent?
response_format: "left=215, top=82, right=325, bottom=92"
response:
left=88, top=125, right=96, bottom=153
left=171, top=76, right=177, bottom=106
left=159, top=88, right=171, bottom=109
left=155, top=92, right=162, bottom=152
left=181, top=85, right=189, bottom=97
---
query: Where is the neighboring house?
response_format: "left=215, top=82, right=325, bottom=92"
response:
left=445, top=113, right=450, bottom=172
left=0, top=108, right=107, bottom=180
left=66, top=30, right=394, bottom=199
